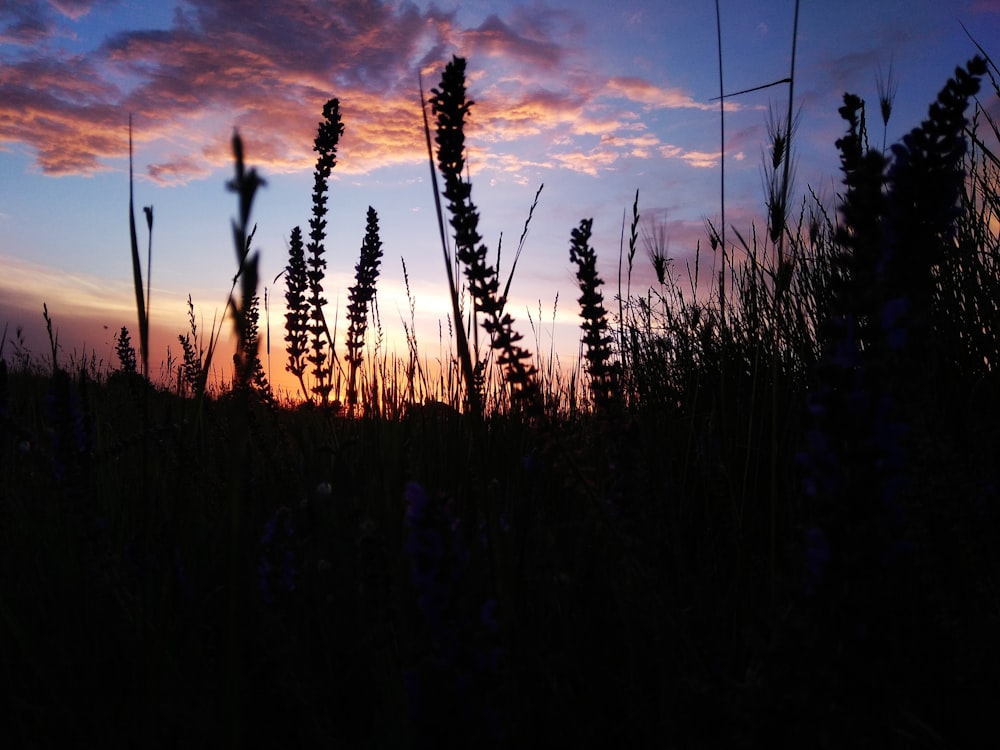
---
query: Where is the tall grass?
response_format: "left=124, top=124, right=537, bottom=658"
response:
left=1, top=47, right=998, bottom=748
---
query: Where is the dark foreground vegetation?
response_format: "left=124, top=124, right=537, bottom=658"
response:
left=2, top=48, right=1000, bottom=748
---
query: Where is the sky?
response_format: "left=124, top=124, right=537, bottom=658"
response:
left=2, top=0, right=999, bottom=398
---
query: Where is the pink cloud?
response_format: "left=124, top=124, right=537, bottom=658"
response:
left=50, top=0, right=99, bottom=20
left=463, top=13, right=566, bottom=71
left=147, top=154, right=213, bottom=185
left=604, top=76, right=719, bottom=112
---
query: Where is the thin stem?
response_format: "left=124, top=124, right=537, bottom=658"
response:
left=715, top=0, right=726, bottom=326
left=779, top=0, right=800, bottom=269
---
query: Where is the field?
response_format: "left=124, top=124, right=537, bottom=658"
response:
left=2, top=50, right=999, bottom=748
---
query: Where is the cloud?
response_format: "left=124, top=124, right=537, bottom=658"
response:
left=0, top=0, right=55, bottom=45
left=50, top=0, right=100, bottom=20
left=468, top=2, right=585, bottom=70
left=820, top=47, right=887, bottom=91
left=550, top=149, right=619, bottom=176
left=0, top=0, right=719, bottom=184
left=1, top=1, right=457, bottom=181
left=475, top=88, right=589, bottom=139
left=658, top=144, right=721, bottom=169
left=603, top=77, right=720, bottom=112
left=147, top=153, right=213, bottom=185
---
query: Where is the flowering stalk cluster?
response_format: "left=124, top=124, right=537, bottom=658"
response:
left=796, top=57, right=986, bottom=734
left=285, top=98, right=344, bottom=405
left=806, top=57, right=986, bottom=580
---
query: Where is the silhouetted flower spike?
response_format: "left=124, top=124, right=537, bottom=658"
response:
left=569, top=218, right=619, bottom=409
left=429, top=56, right=540, bottom=411
left=115, top=326, right=137, bottom=374
left=233, top=293, right=270, bottom=398
left=284, top=226, right=310, bottom=398
left=880, top=56, right=985, bottom=327
left=303, top=98, right=345, bottom=404
left=830, top=93, right=886, bottom=352
left=764, top=104, right=800, bottom=245
left=430, top=57, right=496, bottom=318
left=641, top=218, right=670, bottom=286
left=876, top=60, right=898, bottom=129
left=345, top=206, right=384, bottom=409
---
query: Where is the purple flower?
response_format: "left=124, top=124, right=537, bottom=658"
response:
left=405, top=481, right=428, bottom=527
left=260, top=516, right=278, bottom=546
left=258, top=507, right=296, bottom=604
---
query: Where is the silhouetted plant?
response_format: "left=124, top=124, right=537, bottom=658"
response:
left=617, top=190, right=640, bottom=380
left=345, top=206, right=384, bottom=412
left=882, top=57, right=987, bottom=371
left=794, top=56, right=989, bottom=743
left=764, top=103, right=800, bottom=249
left=42, top=303, right=59, bottom=375
left=875, top=59, right=898, bottom=154
left=226, top=133, right=264, bottom=392
left=643, top=216, right=671, bottom=287
left=429, top=56, right=539, bottom=413
left=233, top=293, right=271, bottom=400
left=175, top=295, right=203, bottom=396
left=569, top=218, right=619, bottom=410
left=127, top=117, right=151, bottom=380
left=305, top=99, right=344, bottom=405
left=283, top=225, right=310, bottom=399
left=115, top=325, right=137, bottom=374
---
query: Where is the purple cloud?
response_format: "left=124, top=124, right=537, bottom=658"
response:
left=0, top=0, right=55, bottom=45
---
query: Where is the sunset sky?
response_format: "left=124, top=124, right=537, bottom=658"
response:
left=2, top=0, right=999, bottom=397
